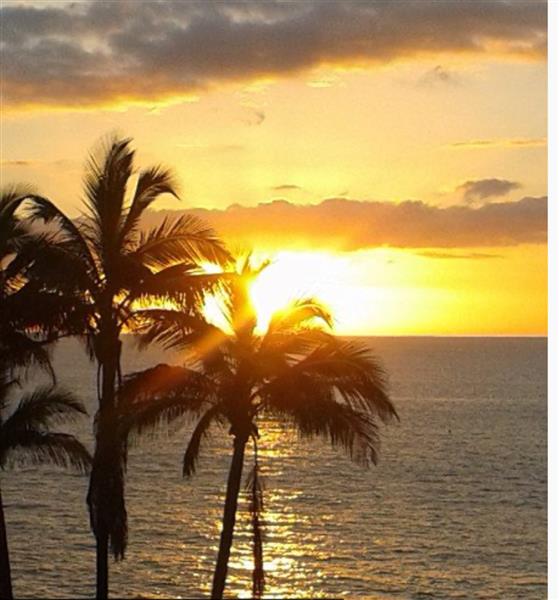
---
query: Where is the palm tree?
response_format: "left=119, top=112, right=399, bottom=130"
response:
left=120, top=257, right=398, bottom=599
left=0, top=379, right=91, bottom=600
left=0, top=187, right=92, bottom=599
left=25, top=137, right=230, bottom=598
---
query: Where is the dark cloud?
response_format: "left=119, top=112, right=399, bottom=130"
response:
left=146, top=195, right=547, bottom=251
left=416, top=251, right=504, bottom=260
left=1, top=0, right=547, bottom=109
left=456, top=178, right=521, bottom=203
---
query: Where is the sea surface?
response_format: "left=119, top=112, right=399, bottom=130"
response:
left=2, top=337, right=547, bottom=599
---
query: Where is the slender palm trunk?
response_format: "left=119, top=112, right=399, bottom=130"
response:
left=96, top=531, right=109, bottom=600
left=211, top=435, right=248, bottom=599
left=90, top=324, right=120, bottom=600
left=0, top=485, right=13, bottom=600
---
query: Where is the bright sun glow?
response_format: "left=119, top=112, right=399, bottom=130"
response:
left=202, top=251, right=355, bottom=334
left=249, top=252, right=340, bottom=333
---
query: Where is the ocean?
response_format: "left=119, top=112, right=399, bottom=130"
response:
left=2, top=337, right=547, bottom=599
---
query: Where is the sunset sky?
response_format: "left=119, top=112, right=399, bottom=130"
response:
left=0, top=0, right=547, bottom=335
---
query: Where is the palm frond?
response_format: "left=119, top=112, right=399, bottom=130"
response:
left=258, top=327, right=333, bottom=365
left=19, top=235, right=97, bottom=296
left=1, top=388, right=87, bottom=438
left=0, top=330, right=54, bottom=380
left=132, top=308, right=225, bottom=352
left=82, top=136, right=134, bottom=256
left=0, top=371, right=19, bottom=414
left=182, top=404, right=223, bottom=478
left=118, top=364, right=213, bottom=436
left=25, top=194, right=97, bottom=276
left=0, top=185, right=34, bottom=254
left=280, top=339, right=397, bottom=419
left=120, top=165, right=179, bottom=247
left=127, top=263, right=225, bottom=311
left=267, top=297, right=333, bottom=334
left=2, top=431, right=91, bottom=472
left=267, top=385, right=383, bottom=466
left=133, top=214, right=230, bottom=269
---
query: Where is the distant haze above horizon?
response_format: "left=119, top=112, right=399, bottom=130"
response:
left=0, top=0, right=547, bottom=335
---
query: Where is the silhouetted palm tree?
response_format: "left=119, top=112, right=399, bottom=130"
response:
left=120, top=257, right=398, bottom=599
left=0, top=187, right=91, bottom=599
left=26, top=137, right=229, bottom=598
left=0, top=379, right=91, bottom=600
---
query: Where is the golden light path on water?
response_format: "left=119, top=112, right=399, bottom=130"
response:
left=223, top=421, right=333, bottom=599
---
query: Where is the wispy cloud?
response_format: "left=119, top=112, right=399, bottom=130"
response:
left=270, top=184, right=302, bottom=192
left=450, top=137, right=547, bottom=149
left=147, top=195, right=547, bottom=251
left=1, top=1, right=546, bottom=110
left=0, top=159, right=36, bottom=167
left=416, top=251, right=504, bottom=260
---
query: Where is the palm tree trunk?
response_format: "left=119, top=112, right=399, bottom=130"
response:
left=0, top=484, right=13, bottom=600
left=96, top=531, right=109, bottom=600
left=211, top=435, right=248, bottom=599
left=91, top=327, right=120, bottom=600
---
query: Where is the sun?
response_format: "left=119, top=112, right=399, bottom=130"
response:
left=248, top=251, right=345, bottom=333
left=201, top=251, right=348, bottom=334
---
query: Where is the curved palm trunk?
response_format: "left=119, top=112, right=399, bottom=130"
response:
left=211, top=435, right=248, bottom=599
left=0, top=485, right=13, bottom=600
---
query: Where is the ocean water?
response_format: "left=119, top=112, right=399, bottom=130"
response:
left=2, top=337, right=546, bottom=599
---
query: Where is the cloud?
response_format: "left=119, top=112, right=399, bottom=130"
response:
left=146, top=195, right=547, bottom=251
left=241, top=109, right=266, bottom=126
left=418, top=65, right=458, bottom=87
left=270, top=184, right=302, bottom=192
left=450, top=137, right=547, bottom=149
left=416, top=251, right=504, bottom=260
left=456, top=178, right=521, bottom=203
left=0, top=159, right=35, bottom=167
left=1, top=0, right=547, bottom=110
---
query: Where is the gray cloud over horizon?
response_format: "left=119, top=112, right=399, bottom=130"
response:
left=146, top=195, right=547, bottom=251
left=456, top=178, right=522, bottom=203
left=1, top=0, right=547, bottom=109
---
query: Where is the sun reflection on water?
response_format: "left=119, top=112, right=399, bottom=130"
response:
left=222, top=419, right=335, bottom=598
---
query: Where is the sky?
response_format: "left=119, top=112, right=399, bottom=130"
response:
left=0, top=0, right=548, bottom=335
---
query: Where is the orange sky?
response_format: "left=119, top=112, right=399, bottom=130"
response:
left=0, top=1, right=547, bottom=335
